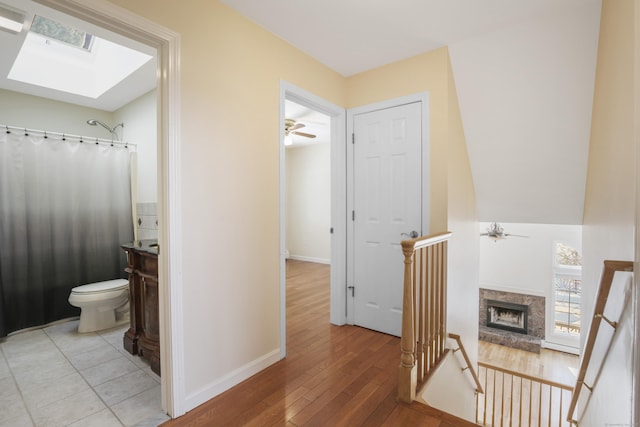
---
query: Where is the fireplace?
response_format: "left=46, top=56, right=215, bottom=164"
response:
left=486, top=300, right=528, bottom=334
left=480, top=289, right=544, bottom=353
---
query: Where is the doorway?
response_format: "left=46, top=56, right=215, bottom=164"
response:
left=284, top=100, right=331, bottom=265
left=279, top=82, right=346, bottom=357
left=36, top=0, right=182, bottom=418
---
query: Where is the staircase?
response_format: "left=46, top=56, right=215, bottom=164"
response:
left=396, top=231, right=633, bottom=427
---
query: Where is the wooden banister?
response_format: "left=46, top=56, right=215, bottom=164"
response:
left=566, top=260, right=634, bottom=423
left=398, top=231, right=452, bottom=404
left=478, top=362, right=574, bottom=392
left=448, top=333, right=483, bottom=394
left=478, top=362, right=573, bottom=427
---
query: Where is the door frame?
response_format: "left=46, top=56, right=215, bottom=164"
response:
left=346, top=92, right=430, bottom=325
left=279, top=82, right=346, bottom=358
left=35, top=0, right=184, bottom=417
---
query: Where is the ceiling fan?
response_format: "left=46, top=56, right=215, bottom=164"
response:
left=285, top=118, right=317, bottom=140
left=481, top=222, right=529, bottom=241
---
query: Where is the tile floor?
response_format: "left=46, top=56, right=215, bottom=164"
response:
left=0, top=319, right=169, bottom=427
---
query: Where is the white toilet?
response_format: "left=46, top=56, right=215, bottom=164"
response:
left=68, top=279, right=130, bottom=333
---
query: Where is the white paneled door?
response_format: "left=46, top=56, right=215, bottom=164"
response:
left=352, top=101, right=423, bottom=336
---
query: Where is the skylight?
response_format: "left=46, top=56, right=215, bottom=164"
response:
left=8, top=15, right=152, bottom=99
left=30, top=15, right=93, bottom=50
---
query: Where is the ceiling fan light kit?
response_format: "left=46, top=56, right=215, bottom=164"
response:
left=480, top=222, right=529, bottom=242
left=284, top=118, right=317, bottom=144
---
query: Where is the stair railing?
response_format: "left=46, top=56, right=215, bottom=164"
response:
left=398, top=231, right=452, bottom=403
left=449, top=333, right=484, bottom=395
left=477, top=362, right=573, bottom=427
left=566, top=260, right=634, bottom=424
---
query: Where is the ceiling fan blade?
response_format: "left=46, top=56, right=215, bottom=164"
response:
left=289, top=123, right=305, bottom=131
left=505, top=234, right=529, bottom=238
left=292, top=131, right=316, bottom=138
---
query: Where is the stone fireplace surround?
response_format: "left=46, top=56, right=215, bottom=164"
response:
left=479, top=288, right=545, bottom=353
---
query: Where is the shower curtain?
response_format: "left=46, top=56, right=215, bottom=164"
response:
left=0, top=130, right=134, bottom=337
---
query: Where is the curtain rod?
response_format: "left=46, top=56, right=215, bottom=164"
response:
left=2, top=124, right=137, bottom=148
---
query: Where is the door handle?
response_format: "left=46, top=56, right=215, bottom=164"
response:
left=401, top=231, right=419, bottom=239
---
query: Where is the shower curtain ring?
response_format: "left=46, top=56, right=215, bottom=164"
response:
left=62, top=133, right=66, bottom=141
left=44, top=131, right=48, bottom=139
left=95, top=138, right=99, bottom=145
left=24, top=128, right=28, bottom=136
left=5, top=126, right=9, bottom=134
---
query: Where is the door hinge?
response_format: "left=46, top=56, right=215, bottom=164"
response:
left=352, top=133, right=355, bottom=144
left=330, top=227, right=334, bottom=234
left=347, top=286, right=355, bottom=297
left=352, top=210, right=355, bottom=221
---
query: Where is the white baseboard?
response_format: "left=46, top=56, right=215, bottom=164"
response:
left=183, top=348, right=281, bottom=412
left=541, top=340, right=580, bottom=355
left=289, top=255, right=330, bottom=264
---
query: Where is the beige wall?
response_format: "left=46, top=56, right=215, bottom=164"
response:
left=107, top=0, right=346, bottom=408
left=421, top=52, right=480, bottom=421
left=581, top=0, right=635, bottom=425
left=105, top=0, right=477, bottom=414
left=347, top=48, right=450, bottom=232
left=445, top=54, right=478, bottom=359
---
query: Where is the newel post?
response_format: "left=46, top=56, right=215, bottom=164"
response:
left=398, top=240, right=417, bottom=403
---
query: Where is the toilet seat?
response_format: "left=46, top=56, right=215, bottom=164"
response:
left=71, top=279, right=129, bottom=295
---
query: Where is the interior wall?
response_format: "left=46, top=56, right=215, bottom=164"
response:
left=285, top=143, right=331, bottom=263
left=114, top=89, right=157, bottom=203
left=0, top=88, right=113, bottom=138
left=479, top=223, right=582, bottom=296
left=106, top=0, right=346, bottom=411
left=438, top=50, right=479, bottom=421
left=0, top=88, right=157, bottom=202
left=447, top=3, right=601, bottom=225
left=581, top=0, right=635, bottom=425
left=479, top=222, right=582, bottom=348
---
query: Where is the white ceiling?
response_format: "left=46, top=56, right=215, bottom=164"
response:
left=1, top=1, right=603, bottom=225
left=0, top=0, right=156, bottom=112
left=225, top=0, right=602, bottom=225
left=220, top=0, right=599, bottom=77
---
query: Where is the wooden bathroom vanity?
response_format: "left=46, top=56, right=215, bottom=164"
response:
left=121, top=240, right=160, bottom=375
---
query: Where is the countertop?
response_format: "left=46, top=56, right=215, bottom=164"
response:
left=121, top=239, right=158, bottom=255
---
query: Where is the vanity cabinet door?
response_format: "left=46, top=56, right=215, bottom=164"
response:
left=121, top=245, right=160, bottom=375
left=141, top=275, right=159, bottom=341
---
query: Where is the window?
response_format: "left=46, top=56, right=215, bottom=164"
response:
left=553, top=242, right=582, bottom=336
left=8, top=15, right=152, bottom=99
left=30, top=15, right=94, bottom=50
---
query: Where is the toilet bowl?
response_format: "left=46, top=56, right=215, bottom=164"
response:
left=68, top=279, right=129, bottom=333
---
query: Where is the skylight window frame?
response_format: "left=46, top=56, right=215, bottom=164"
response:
left=7, top=15, right=154, bottom=100
left=30, top=14, right=94, bottom=51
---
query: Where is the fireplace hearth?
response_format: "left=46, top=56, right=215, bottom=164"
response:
left=486, top=300, right=528, bottom=334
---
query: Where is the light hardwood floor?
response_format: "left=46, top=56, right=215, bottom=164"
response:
left=161, top=260, right=475, bottom=426
left=161, top=260, right=577, bottom=426
left=478, top=341, right=579, bottom=387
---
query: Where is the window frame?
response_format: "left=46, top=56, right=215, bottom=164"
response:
left=547, top=241, right=582, bottom=350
